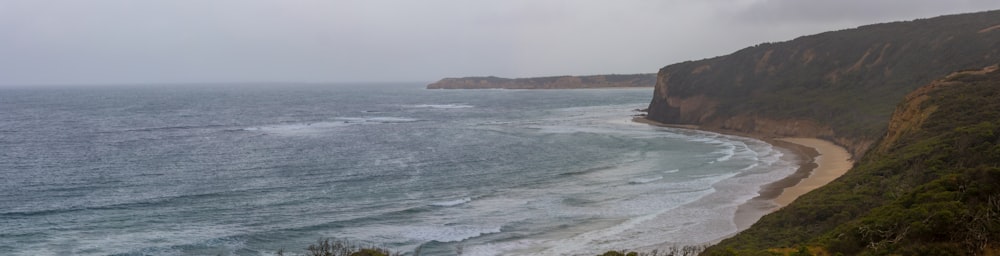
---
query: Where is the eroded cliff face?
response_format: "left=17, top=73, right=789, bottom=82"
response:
left=647, top=10, right=1000, bottom=158
left=877, top=65, right=1000, bottom=153
left=427, top=74, right=655, bottom=89
left=651, top=65, right=875, bottom=157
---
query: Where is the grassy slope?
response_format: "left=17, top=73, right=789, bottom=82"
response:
left=704, top=67, right=1000, bottom=255
left=642, top=11, right=1000, bottom=254
left=648, top=10, right=1000, bottom=143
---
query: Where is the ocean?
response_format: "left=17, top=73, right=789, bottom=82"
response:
left=0, top=83, right=797, bottom=256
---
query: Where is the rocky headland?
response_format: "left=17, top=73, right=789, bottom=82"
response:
left=646, top=10, right=1000, bottom=159
left=637, top=9, right=1000, bottom=255
left=427, top=73, right=655, bottom=89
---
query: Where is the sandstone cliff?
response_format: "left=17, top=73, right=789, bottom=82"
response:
left=427, top=74, right=655, bottom=89
left=646, top=10, right=1000, bottom=158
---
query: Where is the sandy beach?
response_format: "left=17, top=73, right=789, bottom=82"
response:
left=771, top=138, right=853, bottom=206
left=632, top=117, right=854, bottom=229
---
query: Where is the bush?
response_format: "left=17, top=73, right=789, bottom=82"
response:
left=277, top=238, right=400, bottom=256
left=598, top=245, right=707, bottom=256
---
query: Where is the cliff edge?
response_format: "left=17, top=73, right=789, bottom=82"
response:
left=647, top=10, right=1000, bottom=158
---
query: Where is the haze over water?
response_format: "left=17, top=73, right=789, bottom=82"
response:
left=1, top=84, right=796, bottom=255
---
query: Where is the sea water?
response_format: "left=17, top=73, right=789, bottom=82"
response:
left=0, top=84, right=797, bottom=255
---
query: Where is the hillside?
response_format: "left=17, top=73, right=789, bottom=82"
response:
left=704, top=65, right=1000, bottom=255
left=426, top=73, right=655, bottom=89
left=646, top=10, right=1000, bottom=157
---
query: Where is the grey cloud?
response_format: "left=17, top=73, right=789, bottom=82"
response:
left=731, top=0, right=1000, bottom=24
left=1, top=1, right=999, bottom=85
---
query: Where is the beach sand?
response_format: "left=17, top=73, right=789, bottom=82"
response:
left=631, top=117, right=854, bottom=230
left=770, top=138, right=853, bottom=206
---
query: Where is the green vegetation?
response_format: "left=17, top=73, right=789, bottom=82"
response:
left=598, top=245, right=707, bottom=256
left=278, top=238, right=402, bottom=256
left=703, top=67, right=1000, bottom=255
left=645, top=11, right=1000, bottom=253
left=648, top=10, right=1000, bottom=144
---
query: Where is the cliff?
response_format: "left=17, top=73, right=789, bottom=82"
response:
left=646, top=10, right=1000, bottom=158
left=705, top=64, right=1000, bottom=255
left=427, top=73, right=655, bottom=89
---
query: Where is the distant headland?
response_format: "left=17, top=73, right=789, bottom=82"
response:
left=426, top=73, right=655, bottom=89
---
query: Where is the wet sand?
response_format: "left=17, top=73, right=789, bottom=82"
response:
left=631, top=117, right=854, bottom=230
left=770, top=138, right=853, bottom=206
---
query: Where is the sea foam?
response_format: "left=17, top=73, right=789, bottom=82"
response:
left=243, top=117, right=419, bottom=135
left=411, top=104, right=474, bottom=109
left=430, top=197, right=472, bottom=207
left=628, top=176, right=664, bottom=184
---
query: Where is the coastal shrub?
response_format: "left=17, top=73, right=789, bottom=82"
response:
left=597, top=245, right=707, bottom=256
left=651, top=10, right=1000, bottom=143
left=277, top=238, right=400, bottom=256
left=705, top=64, right=1000, bottom=254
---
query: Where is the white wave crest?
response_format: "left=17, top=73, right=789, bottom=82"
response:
left=628, top=176, right=664, bottom=184
left=402, top=225, right=501, bottom=243
left=243, top=117, right=419, bottom=135
left=430, top=197, right=472, bottom=207
left=714, top=143, right=737, bottom=162
left=411, top=104, right=474, bottom=109
left=339, top=117, right=420, bottom=123
left=242, top=122, right=351, bottom=133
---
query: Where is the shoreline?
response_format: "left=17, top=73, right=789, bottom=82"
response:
left=631, top=117, right=853, bottom=230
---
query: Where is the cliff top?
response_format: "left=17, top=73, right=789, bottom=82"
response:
left=646, top=9, right=1000, bottom=157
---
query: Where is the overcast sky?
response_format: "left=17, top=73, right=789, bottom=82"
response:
left=2, top=0, right=999, bottom=85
